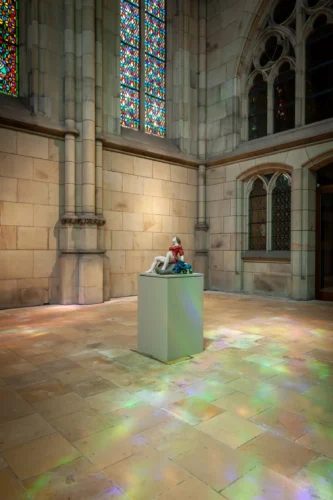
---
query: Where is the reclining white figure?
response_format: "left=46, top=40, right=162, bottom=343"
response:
left=146, top=236, right=184, bottom=273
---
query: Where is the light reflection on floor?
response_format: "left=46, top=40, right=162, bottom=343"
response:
left=0, top=292, right=333, bottom=499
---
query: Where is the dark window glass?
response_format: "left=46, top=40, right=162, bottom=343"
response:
left=306, top=22, right=333, bottom=124
left=317, top=162, right=333, bottom=186
left=248, top=74, right=267, bottom=140
left=249, top=179, right=267, bottom=250
left=272, top=174, right=291, bottom=251
left=273, top=0, right=296, bottom=24
left=308, top=0, right=321, bottom=7
left=274, top=63, right=295, bottom=133
left=260, top=37, right=283, bottom=67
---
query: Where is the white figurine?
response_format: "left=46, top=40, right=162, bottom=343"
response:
left=146, top=236, right=185, bottom=273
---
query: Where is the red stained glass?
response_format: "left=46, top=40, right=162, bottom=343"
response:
left=0, top=0, right=18, bottom=96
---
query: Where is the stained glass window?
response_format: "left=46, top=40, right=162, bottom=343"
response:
left=0, top=0, right=18, bottom=97
left=272, top=175, right=291, bottom=251
left=274, top=63, right=295, bottom=133
left=120, top=0, right=166, bottom=137
left=249, top=179, right=267, bottom=250
left=120, top=0, right=140, bottom=130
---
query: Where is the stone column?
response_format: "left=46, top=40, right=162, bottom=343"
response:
left=81, top=0, right=96, bottom=216
left=198, top=0, right=206, bottom=161
left=95, top=0, right=103, bottom=219
left=64, top=0, right=76, bottom=217
left=195, top=164, right=209, bottom=287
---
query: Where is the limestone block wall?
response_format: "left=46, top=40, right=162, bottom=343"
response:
left=103, top=151, right=197, bottom=297
left=206, top=141, right=333, bottom=300
left=0, top=128, right=64, bottom=308
left=206, top=0, right=260, bottom=155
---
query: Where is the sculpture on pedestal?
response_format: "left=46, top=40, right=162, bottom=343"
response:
left=146, top=237, right=192, bottom=274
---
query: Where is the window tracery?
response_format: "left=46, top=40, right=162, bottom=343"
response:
left=245, top=0, right=333, bottom=141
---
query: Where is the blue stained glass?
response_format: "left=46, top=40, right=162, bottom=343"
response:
left=0, top=0, right=18, bottom=96
left=120, top=44, right=140, bottom=90
left=120, top=0, right=140, bottom=48
left=145, top=0, right=165, bottom=20
left=145, top=54, right=165, bottom=99
left=121, top=87, right=140, bottom=129
left=145, top=13, right=165, bottom=60
left=145, top=95, right=165, bottom=137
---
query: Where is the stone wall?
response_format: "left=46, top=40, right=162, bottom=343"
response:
left=0, top=128, right=64, bottom=308
left=103, top=151, right=197, bottom=297
left=206, top=141, right=333, bottom=299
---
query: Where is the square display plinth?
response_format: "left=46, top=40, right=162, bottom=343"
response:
left=138, top=273, right=204, bottom=363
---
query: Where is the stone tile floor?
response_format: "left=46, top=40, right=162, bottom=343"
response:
left=0, top=292, right=333, bottom=499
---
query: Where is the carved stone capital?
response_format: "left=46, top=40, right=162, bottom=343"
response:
left=60, top=215, right=106, bottom=227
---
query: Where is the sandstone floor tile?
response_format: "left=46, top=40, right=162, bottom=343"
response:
left=0, top=349, right=25, bottom=366
left=159, top=370, right=203, bottom=388
left=174, top=440, right=258, bottom=492
left=244, top=354, right=284, bottom=367
left=38, top=357, right=81, bottom=374
left=259, top=387, right=313, bottom=413
left=181, top=379, right=235, bottom=403
left=3, top=433, right=81, bottom=480
left=0, top=387, right=34, bottom=423
left=69, top=376, right=117, bottom=398
left=165, top=396, right=222, bottom=425
left=214, top=391, right=272, bottom=419
left=197, top=411, right=265, bottom=449
left=54, top=367, right=95, bottom=385
left=86, top=388, right=140, bottom=414
left=226, top=378, right=276, bottom=398
left=73, top=426, right=148, bottom=469
left=135, top=386, right=185, bottom=408
left=250, top=407, right=312, bottom=440
left=3, top=370, right=52, bottom=389
left=50, top=408, right=112, bottom=442
left=0, top=413, right=54, bottom=451
left=296, top=457, right=333, bottom=500
left=32, top=392, right=87, bottom=420
left=296, top=423, right=333, bottom=459
left=97, top=485, right=131, bottom=499
left=108, top=401, right=173, bottom=434
left=222, top=465, right=312, bottom=500
left=0, top=467, right=30, bottom=500
left=239, top=431, right=318, bottom=477
left=157, top=476, right=223, bottom=500
left=23, top=456, right=112, bottom=500
left=18, top=380, right=70, bottom=403
left=268, top=373, right=316, bottom=392
left=0, top=362, right=38, bottom=378
left=303, top=383, right=333, bottom=403
left=103, top=447, right=189, bottom=500
left=138, top=419, right=211, bottom=459
left=106, top=371, right=161, bottom=392
left=0, top=455, right=7, bottom=469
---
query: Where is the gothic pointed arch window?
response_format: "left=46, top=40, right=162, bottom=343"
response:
left=245, top=0, right=333, bottom=141
left=0, top=0, right=18, bottom=96
left=247, top=172, right=291, bottom=252
left=120, top=0, right=166, bottom=137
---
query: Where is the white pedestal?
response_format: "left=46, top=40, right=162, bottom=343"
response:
left=138, top=273, right=204, bottom=362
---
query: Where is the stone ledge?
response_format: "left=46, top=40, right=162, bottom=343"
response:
left=60, top=215, right=106, bottom=226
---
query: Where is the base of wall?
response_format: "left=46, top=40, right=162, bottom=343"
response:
left=59, top=252, right=109, bottom=305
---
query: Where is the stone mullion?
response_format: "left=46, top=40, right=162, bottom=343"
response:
left=81, top=0, right=96, bottom=215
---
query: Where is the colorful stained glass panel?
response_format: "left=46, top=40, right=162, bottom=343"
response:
left=145, top=54, right=165, bottom=99
left=145, top=13, right=165, bottom=60
left=145, top=96, right=165, bottom=136
left=145, top=0, right=165, bottom=21
left=0, top=0, right=18, bottom=97
left=121, top=87, right=140, bottom=130
left=120, top=44, right=139, bottom=90
left=120, top=0, right=140, bottom=48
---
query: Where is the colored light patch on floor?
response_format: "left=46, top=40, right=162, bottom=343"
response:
left=165, top=396, right=222, bottom=425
